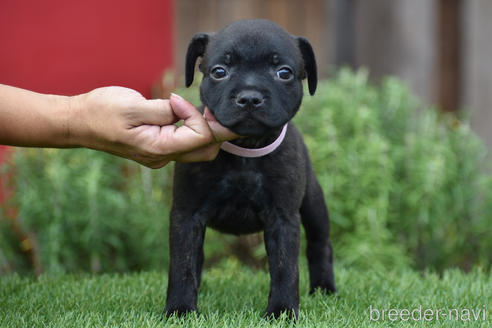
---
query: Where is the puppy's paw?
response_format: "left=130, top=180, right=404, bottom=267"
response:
left=161, top=304, right=198, bottom=319
left=264, top=305, right=298, bottom=321
left=309, top=280, right=337, bottom=295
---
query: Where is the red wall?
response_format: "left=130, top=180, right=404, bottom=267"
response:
left=0, top=0, right=174, bottom=97
left=0, top=1, right=174, bottom=201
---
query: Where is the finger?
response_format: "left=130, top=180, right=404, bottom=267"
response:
left=159, top=94, right=214, bottom=153
left=203, top=107, right=240, bottom=142
left=118, top=145, right=171, bottom=169
left=207, top=121, right=240, bottom=142
left=203, top=107, right=217, bottom=121
left=174, top=144, right=221, bottom=162
left=130, top=99, right=179, bottom=127
left=144, top=159, right=171, bottom=169
left=170, top=93, right=212, bottom=137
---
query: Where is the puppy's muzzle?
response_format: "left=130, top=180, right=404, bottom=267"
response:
left=235, top=90, right=265, bottom=110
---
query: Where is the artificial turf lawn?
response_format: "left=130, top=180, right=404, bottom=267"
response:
left=1, top=260, right=491, bottom=327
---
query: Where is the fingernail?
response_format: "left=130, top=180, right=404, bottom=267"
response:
left=170, top=92, right=184, bottom=101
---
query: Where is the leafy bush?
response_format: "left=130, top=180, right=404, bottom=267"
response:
left=0, top=150, right=174, bottom=274
left=1, top=69, right=491, bottom=274
left=295, top=69, right=492, bottom=271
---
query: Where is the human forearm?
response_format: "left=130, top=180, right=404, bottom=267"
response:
left=0, top=84, right=73, bottom=147
left=0, top=84, right=238, bottom=168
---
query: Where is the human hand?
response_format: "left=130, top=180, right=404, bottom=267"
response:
left=69, top=86, right=238, bottom=168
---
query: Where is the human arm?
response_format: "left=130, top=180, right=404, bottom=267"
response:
left=0, top=84, right=237, bottom=168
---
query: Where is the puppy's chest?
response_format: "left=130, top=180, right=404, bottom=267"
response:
left=215, top=170, right=270, bottom=209
left=205, top=169, right=273, bottom=233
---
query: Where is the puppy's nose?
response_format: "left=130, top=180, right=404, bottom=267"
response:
left=235, top=90, right=264, bottom=109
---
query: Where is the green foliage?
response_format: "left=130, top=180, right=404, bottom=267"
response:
left=1, top=149, right=174, bottom=273
left=1, top=260, right=491, bottom=327
left=294, top=69, right=492, bottom=271
left=0, top=69, right=491, bottom=274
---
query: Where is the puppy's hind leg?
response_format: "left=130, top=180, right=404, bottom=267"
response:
left=300, top=171, right=336, bottom=295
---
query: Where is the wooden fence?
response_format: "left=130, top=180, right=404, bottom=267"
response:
left=173, top=0, right=492, bottom=150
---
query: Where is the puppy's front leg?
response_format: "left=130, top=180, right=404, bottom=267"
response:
left=164, top=208, right=206, bottom=317
left=263, top=212, right=301, bottom=319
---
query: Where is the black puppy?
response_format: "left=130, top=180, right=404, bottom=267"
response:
left=164, top=19, right=335, bottom=319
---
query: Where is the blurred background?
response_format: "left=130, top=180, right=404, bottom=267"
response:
left=0, top=0, right=491, bottom=275
left=173, top=0, right=492, bottom=149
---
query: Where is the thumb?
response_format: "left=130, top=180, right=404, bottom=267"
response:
left=131, top=98, right=178, bottom=127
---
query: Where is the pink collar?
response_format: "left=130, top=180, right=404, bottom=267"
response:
left=220, top=124, right=288, bottom=158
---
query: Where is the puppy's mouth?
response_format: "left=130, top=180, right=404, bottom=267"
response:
left=209, top=109, right=286, bottom=137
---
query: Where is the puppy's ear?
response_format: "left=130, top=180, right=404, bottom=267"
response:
left=297, top=37, right=318, bottom=95
left=185, top=33, right=210, bottom=87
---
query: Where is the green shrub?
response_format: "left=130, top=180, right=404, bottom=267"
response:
left=0, top=69, right=491, bottom=274
left=294, top=69, right=492, bottom=271
left=0, top=150, right=174, bottom=273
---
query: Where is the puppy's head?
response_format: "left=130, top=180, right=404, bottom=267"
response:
left=186, top=19, right=317, bottom=137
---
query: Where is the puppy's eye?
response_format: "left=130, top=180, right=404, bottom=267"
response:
left=276, top=67, right=293, bottom=80
left=211, top=66, right=228, bottom=80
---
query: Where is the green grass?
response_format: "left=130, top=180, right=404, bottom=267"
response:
left=1, top=260, right=490, bottom=327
